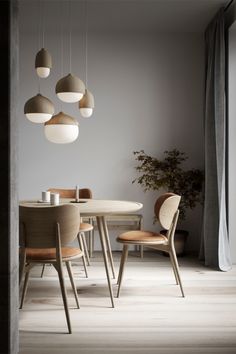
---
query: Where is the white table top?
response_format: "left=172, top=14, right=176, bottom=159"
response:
left=20, top=198, right=143, bottom=217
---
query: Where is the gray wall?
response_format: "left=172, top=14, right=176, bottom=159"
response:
left=19, top=4, right=204, bottom=252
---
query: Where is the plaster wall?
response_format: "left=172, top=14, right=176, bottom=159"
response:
left=19, top=6, right=204, bottom=252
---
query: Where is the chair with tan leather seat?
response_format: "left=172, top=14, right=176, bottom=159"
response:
left=19, top=204, right=83, bottom=334
left=48, top=188, right=94, bottom=276
left=116, top=193, right=185, bottom=298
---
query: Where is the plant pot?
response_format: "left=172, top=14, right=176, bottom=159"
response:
left=161, top=229, right=188, bottom=257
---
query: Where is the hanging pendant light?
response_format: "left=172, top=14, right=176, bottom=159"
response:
left=24, top=93, right=54, bottom=123
left=55, top=73, right=85, bottom=103
left=35, top=48, right=52, bottom=78
left=44, top=111, right=79, bottom=144
left=79, top=89, right=94, bottom=117
left=55, top=1, right=85, bottom=104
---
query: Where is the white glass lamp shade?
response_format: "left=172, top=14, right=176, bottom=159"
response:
left=36, top=67, right=50, bottom=78
left=35, top=48, right=52, bottom=78
left=24, top=94, right=54, bottom=123
left=80, top=108, right=93, bottom=117
left=57, top=92, right=83, bottom=103
left=26, top=112, right=53, bottom=123
left=56, top=74, right=85, bottom=103
left=44, top=112, right=79, bottom=144
left=79, top=89, right=94, bottom=117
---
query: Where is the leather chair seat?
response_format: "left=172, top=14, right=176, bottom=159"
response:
left=80, top=222, right=93, bottom=232
left=26, top=247, right=82, bottom=261
left=117, top=230, right=168, bottom=244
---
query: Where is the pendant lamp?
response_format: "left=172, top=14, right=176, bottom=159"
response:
left=79, top=89, right=94, bottom=117
left=35, top=48, right=52, bottom=78
left=44, top=111, right=79, bottom=144
left=24, top=93, right=54, bottom=123
left=56, top=73, right=85, bottom=103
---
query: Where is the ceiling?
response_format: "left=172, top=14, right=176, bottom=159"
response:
left=19, top=0, right=229, bottom=34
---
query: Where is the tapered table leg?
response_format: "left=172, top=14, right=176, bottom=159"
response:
left=102, top=216, right=116, bottom=279
left=96, top=216, right=115, bottom=308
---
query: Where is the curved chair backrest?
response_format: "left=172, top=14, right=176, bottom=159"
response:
left=19, top=204, right=80, bottom=248
left=48, top=188, right=93, bottom=199
left=154, top=193, right=181, bottom=230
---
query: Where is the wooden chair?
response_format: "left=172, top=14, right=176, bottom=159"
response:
left=116, top=193, right=185, bottom=298
left=19, top=204, right=83, bottom=334
left=48, top=188, right=94, bottom=276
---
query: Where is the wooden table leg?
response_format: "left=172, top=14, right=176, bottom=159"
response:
left=96, top=216, right=115, bottom=308
left=102, top=216, right=116, bottom=279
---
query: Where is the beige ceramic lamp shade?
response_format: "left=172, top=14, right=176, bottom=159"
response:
left=79, top=89, right=94, bottom=117
left=35, top=48, right=52, bottom=78
left=24, top=93, right=54, bottom=123
left=56, top=74, right=85, bottom=103
left=44, top=112, right=79, bottom=144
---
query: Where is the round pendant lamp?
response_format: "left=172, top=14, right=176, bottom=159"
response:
left=79, top=89, right=94, bottom=117
left=24, top=93, right=54, bottom=123
left=35, top=48, right=52, bottom=78
left=44, top=111, right=79, bottom=144
left=55, top=74, right=85, bottom=103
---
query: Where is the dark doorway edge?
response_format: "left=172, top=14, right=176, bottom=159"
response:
left=0, top=0, right=19, bottom=353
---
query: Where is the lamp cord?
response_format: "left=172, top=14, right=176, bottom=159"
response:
left=38, top=0, right=41, bottom=49
left=37, top=0, right=41, bottom=94
left=85, top=0, right=88, bottom=88
left=59, top=1, right=64, bottom=111
left=69, top=0, right=72, bottom=74
left=61, top=1, right=64, bottom=77
left=42, top=0, right=45, bottom=48
left=38, top=77, right=41, bottom=94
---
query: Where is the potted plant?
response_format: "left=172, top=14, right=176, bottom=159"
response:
left=132, top=149, right=204, bottom=256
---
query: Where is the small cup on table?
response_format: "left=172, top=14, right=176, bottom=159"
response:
left=50, top=193, right=60, bottom=205
left=42, top=191, right=50, bottom=203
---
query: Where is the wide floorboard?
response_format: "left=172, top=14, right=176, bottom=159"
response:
left=19, top=251, right=236, bottom=354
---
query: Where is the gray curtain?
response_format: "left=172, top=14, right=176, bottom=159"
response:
left=200, top=8, right=232, bottom=271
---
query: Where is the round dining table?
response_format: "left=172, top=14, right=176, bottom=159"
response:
left=20, top=198, right=143, bottom=307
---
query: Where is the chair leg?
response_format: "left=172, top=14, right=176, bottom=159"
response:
left=140, top=245, right=144, bottom=258
left=92, top=224, right=95, bottom=257
left=54, top=263, right=72, bottom=334
left=169, top=251, right=179, bottom=285
left=139, top=217, right=144, bottom=258
left=65, top=261, right=80, bottom=309
left=117, top=244, right=129, bottom=298
left=169, top=248, right=185, bottom=297
left=40, top=264, right=46, bottom=278
left=20, top=266, right=31, bottom=309
left=81, top=232, right=91, bottom=266
left=89, top=217, right=94, bottom=258
left=19, top=250, right=26, bottom=288
left=77, top=234, right=88, bottom=278
left=117, top=245, right=127, bottom=285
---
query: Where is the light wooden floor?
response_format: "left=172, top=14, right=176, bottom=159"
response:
left=19, top=251, right=236, bottom=354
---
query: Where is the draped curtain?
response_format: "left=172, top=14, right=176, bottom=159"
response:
left=200, top=8, right=232, bottom=271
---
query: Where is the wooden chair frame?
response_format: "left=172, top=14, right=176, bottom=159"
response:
left=43, top=188, right=94, bottom=276
left=19, top=204, right=83, bottom=334
left=116, top=194, right=185, bottom=298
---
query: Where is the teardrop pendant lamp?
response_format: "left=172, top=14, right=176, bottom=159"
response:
left=56, top=73, right=85, bottom=103
left=24, top=93, right=54, bottom=123
left=79, top=89, right=94, bottom=117
left=55, top=1, right=85, bottom=104
left=44, top=111, right=79, bottom=144
left=35, top=48, right=52, bottom=78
